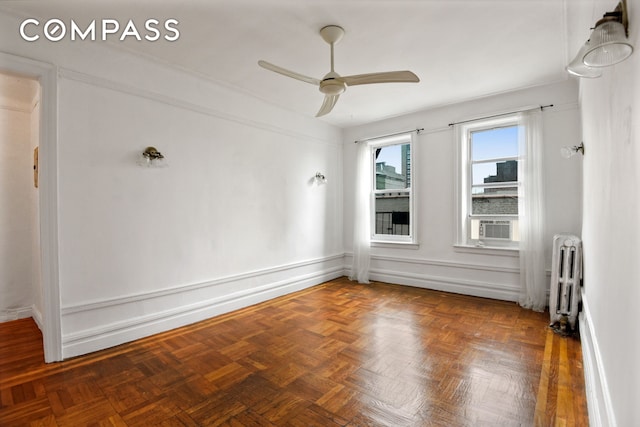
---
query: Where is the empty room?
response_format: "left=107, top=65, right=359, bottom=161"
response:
left=0, top=0, right=638, bottom=425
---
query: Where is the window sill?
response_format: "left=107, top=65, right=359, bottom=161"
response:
left=453, top=244, right=519, bottom=257
left=371, top=241, right=420, bottom=250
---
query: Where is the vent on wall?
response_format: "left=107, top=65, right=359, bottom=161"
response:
left=479, top=220, right=512, bottom=240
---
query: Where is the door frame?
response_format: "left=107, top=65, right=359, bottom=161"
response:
left=0, top=51, right=61, bottom=362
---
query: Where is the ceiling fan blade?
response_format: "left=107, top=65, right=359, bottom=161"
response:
left=316, top=94, right=340, bottom=117
left=258, top=60, right=321, bottom=86
left=341, top=71, right=420, bottom=86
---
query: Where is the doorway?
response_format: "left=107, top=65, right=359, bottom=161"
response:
left=0, top=52, right=61, bottom=362
left=0, top=71, right=41, bottom=327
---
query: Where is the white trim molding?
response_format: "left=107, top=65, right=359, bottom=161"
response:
left=579, top=291, right=617, bottom=427
left=369, top=268, right=520, bottom=301
left=61, top=254, right=344, bottom=359
left=0, top=304, right=43, bottom=331
left=344, top=253, right=521, bottom=301
left=31, top=304, right=44, bottom=332
left=58, top=67, right=338, bottom=148
left=0, top=306, right=34, bottom=323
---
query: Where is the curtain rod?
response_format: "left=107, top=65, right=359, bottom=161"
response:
left=447, top=104, right=554, bottom=127
left=354, top=127, right=424, bottom=144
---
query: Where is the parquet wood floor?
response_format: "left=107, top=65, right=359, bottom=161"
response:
left=0, top=277, right=587, bottom=426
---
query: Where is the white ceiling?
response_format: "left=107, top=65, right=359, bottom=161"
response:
left=2, top=0, right=580, bottom=127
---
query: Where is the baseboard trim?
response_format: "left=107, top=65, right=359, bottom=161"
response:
left=31, top=304, right=44, bottom=332
left=343, top=253, right=520, bottom=301
left=61, top=257, right=344, bottom=359
left=62, top=254, right=344, bottom=315
left=0, top=305, right=44, bottom=332
left=579, top=292, right=617, bottom=427
left=368, top=267, right=520, bottom=302
left=344, top=252, right=520, bottom=275
left=0, top=306, right=33, bottom=323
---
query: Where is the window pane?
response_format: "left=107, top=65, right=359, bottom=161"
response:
left=471, top=186, right=518, bottom=215
left=472, top=160, right=517, bottom=186
left=471, top=126, right=519, bottom=161
left=375, top=192, right=410, bottom=236
left=375, top=143, right=410, bottom=190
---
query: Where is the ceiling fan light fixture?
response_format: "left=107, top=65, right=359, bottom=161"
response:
left=583, top=17, right=633, bottom=67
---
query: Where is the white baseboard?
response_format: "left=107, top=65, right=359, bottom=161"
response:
left=61, top=255, right=344, bottom=359
left=0, top=305, right=44, bottom=335
left=343, top=253, right=521, bottom=302
left=0, top=306, right=34, bottom=323
left=369, top=268, right=520, bottom=301
left=579, top=292, right=617, bottom=427
left=31, top=304, right=44, bottom=332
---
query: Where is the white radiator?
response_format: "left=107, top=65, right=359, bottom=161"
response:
left=549, top=234, right=582, bottom=331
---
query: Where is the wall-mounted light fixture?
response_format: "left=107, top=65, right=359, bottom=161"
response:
left=561, top=142, right=585, bottom=158
left=567, top=44, right=603, bottom=78
left=137, top=146, right=167, bottom=168
left=314, top=172, right=327, bottom=184
left=566, top=0, right=633, bottom=78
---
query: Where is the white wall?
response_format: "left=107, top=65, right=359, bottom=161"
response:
left=575, top=1, right=640, bottom=425
left=1, top=10, right=343, bottom=358
left=343, top=80, right=582, bottom=301
left=0, top=77, right=37, bottom=322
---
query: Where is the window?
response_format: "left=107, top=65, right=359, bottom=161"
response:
left=370, top=134, right=415, bottom=243
left=456, top=116, right=522, bottom=248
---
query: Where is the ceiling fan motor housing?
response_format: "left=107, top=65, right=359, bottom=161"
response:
left=320, top=77, right=346, bottom=95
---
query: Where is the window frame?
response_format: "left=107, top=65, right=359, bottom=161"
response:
left=455, top=115, right=522, bottom=250
left=369, top=133, right=416, bottom=244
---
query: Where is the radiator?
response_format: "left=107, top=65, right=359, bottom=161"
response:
left=549, top=234, right=582, bottom=331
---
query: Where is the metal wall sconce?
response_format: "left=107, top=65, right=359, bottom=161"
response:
left=561, top=142, right=585, bottom=158
left=314, top=172, right=327, bottom=184
left=138, top=146, right=168, bottom=168
left=567, top=0, right=633, bottom=78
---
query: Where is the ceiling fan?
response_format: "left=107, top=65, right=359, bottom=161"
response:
left=258, top=25, right=420, bottom=117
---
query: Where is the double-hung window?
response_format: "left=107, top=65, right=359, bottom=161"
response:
left=457, top=115, right=521, bottom=249
left=370, top=134, right=415, bottom=243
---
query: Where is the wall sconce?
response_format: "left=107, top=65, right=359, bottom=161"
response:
left=314, top=172, right=327, bottom=184
left=567, top=44, right=603, bottom=78
left=561, top=142, right=585, bottom=158
left=137, top=146, right=168, bottom=168
left=566, top=0, right=633, bottom=78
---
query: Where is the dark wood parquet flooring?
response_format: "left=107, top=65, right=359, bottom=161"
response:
left=0, top=277, right=587, bottom=426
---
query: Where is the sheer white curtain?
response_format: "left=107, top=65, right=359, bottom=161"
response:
left=349, top=142, right=371, bottom=283
left=518, top=109, right=547, bottom=311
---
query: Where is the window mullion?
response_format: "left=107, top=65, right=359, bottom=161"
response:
left=472, top=181, right=518, bottom=189
left=471, top=156, right=518, bottom=165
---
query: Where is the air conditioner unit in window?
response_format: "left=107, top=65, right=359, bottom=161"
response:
left=479, top=220, right=512, bottom=240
